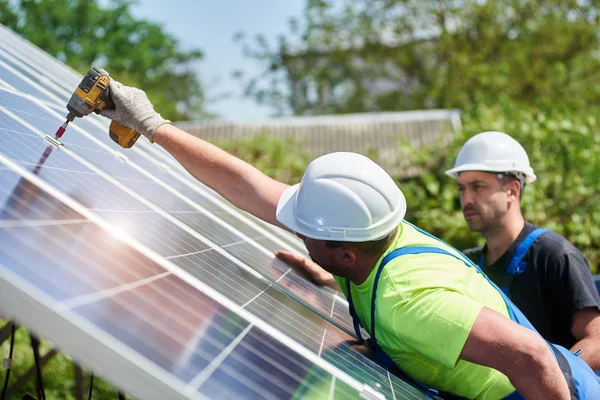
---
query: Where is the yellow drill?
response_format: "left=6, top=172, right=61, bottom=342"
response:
left=55, top=67, right=141, bottom=148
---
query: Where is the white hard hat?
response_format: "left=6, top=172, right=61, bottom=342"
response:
left=445, top=131, right=536, bottom=184
left=276, top=152, right=406, bottom=242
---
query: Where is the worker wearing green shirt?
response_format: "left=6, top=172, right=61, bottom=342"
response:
left=99, top=79, right=600, bottom=399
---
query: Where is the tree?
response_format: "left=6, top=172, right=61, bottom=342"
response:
left=0, top=0, right=211, bottom=121
left=237, top=0, right=600, bottom=116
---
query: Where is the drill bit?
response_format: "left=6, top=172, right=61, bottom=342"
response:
left=55, top=112, right=75, bottom=139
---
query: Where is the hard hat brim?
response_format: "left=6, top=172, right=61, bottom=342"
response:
left=445, top=164, right=501, bottom=179
left=445, top=164, right=537, bottom=183
left=275, top=182, right=407, bottom=242
left=275, top=183, right=302, bottom=235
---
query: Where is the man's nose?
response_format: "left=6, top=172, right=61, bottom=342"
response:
left=460, top=188, right=473, bottom=206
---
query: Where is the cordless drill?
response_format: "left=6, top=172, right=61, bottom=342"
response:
left=55, top=67, right=141, bottom=148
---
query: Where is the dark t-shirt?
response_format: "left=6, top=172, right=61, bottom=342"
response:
left=463, top=222, right=600, bottom=348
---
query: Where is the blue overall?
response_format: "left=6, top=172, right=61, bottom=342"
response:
left=346, top=234, right=600, bottom=399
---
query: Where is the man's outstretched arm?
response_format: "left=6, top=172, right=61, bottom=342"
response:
left=153, top=124, right=289, bottom=227
left=461, top=306, right=570, bottom=399
left=100, top=80, right=289, bottom=228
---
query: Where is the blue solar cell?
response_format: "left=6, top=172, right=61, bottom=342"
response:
left=0, top=62, right=60, bottom=104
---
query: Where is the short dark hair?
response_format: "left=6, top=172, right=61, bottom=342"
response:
left=492, top=172, right=525, bottom=195
left=325, top=228, right=397, bottom=255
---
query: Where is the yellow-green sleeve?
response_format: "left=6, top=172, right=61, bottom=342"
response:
left=382, top=287, right=484, bottom=369
left=333, top=276, right=347, bottom=297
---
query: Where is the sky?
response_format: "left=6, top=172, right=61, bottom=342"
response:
left=132, top=0, right=304, bottom=121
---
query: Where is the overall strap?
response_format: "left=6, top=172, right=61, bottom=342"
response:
left=478, top=228, right=549, bottom=296
left=345, top=279, right=364, bottom=343
left=506, top=228, right=549, bottom=276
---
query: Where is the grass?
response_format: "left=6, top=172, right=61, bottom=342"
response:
left=0, top=321, right=127, bottom=400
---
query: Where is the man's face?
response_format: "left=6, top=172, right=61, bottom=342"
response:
left=457, top=171, right=513, bottom=233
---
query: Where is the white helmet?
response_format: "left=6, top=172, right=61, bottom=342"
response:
left=276, top=152, right=406, bottom=242
left=445, top=131, right=536, bottom=184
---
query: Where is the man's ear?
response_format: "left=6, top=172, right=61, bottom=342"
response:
left=507, top=180, right=521, bottom=202
left=340, top=247, right=357, bottom=267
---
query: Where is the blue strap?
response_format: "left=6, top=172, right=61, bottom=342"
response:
left=372, top=247, right=461, bottom=343
left=507, top=228, right=548, bottom=275
left=345, top=279, right=364, bottom=343
left=478, top=228, right=549, bottom=296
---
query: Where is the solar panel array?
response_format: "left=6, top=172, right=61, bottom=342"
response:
left=0, top=24, right=435, bottom=400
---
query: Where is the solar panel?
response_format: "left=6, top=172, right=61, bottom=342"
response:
left=0, top=24, right=434, bottom=399
left=0, top=159, right=365, bottom=400
left=0, top=88, right=356, bottom=335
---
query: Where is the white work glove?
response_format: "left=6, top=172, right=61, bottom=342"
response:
left=100, top=80, right=169, bottom=142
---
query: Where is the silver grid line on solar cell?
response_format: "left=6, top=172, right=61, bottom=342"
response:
left=0, top=49, right=71, bottom=103
left=0, top=58, right=63, bottom=104
left=0, top=152, right=385, bottom=400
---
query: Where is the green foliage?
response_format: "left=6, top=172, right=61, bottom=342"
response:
left=214, top=105, right=600, bottom=273
left=238, top=0, right=600, bottom=116
left=215, top=131, right=312, bottom=184
left=0, top=0, right=211, bottom=121
left=0, top=322, right=127, bottom=399
left=400, top=103, right=600, bottom=273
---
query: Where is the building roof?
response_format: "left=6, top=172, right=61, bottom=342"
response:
left=176, top=109, right=462, bottom=176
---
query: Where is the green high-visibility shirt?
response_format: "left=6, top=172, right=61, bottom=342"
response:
left=334, top=221, right=516, bottom=399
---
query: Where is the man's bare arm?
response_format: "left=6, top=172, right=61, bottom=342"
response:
left=460, top=306, right=570, bottom=399
left=571, top=307, right=600, bottom=370
left=153, top=123, right=290, bottom=227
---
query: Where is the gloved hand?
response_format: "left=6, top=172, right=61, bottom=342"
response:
left=100, top=80, right=169, bottom=142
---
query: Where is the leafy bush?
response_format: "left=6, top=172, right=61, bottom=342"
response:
left=214, top=131, right=312, bottom=184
